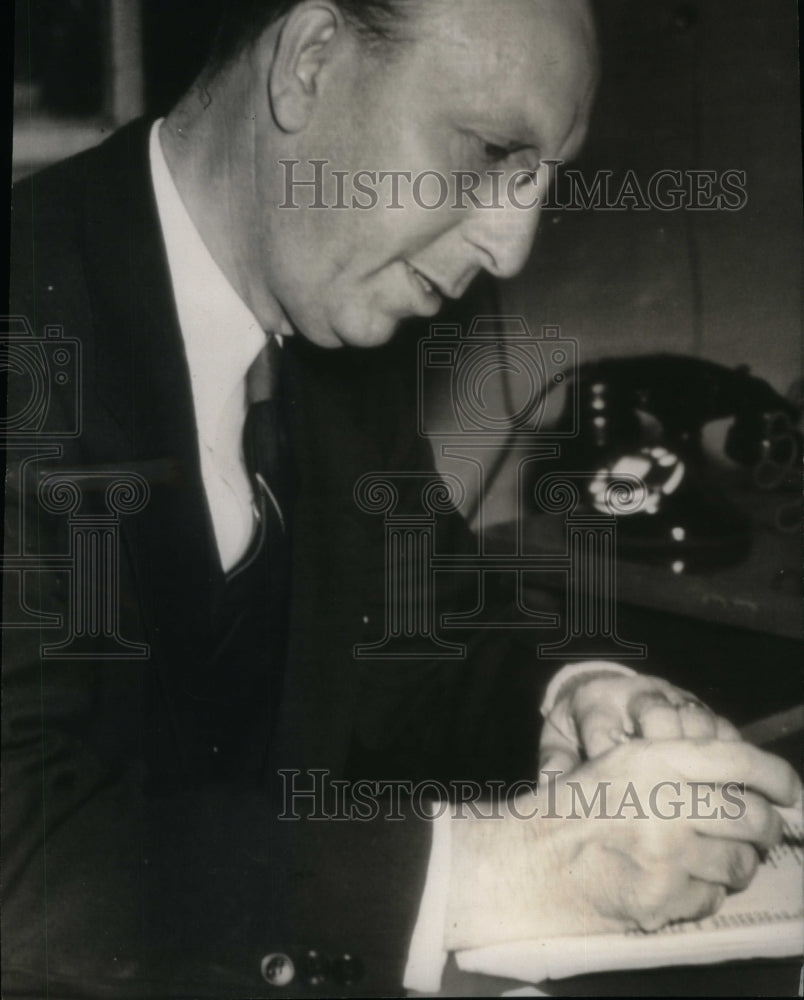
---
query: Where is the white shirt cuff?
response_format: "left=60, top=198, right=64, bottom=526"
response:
left=403, top=806, right=452, bottom=993
left=540, top=661, right=636, bottom=718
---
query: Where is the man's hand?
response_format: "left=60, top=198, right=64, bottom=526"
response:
left=540, top=672, right=742, bottom=773
left=446, top=739, right=799, bottom=952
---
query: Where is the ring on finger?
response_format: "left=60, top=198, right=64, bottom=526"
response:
left=679, top=697, right=710, bottom=712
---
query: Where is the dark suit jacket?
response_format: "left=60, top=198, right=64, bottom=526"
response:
left=3, top=120, right=543, bottom=998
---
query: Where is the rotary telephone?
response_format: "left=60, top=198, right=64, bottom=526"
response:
left=532, top=354, right=802, bottom=572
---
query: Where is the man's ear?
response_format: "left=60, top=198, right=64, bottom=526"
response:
left=268, top=3, right=341, bottom=133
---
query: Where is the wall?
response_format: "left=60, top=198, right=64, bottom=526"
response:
left=499, top=0, right=801, bottom=394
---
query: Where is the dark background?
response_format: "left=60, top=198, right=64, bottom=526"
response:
left=507, top=0, right=802, bottom=394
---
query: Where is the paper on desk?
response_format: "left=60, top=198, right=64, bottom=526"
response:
left=456, top=807, right=804, bottom=983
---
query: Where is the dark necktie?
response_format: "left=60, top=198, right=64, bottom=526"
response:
left=238, top=336, right=293, bottom=569
left=196, top=336, right=292, bottom=776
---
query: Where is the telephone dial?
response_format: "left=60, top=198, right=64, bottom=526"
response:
left=530, top=354, right=802, bottom=572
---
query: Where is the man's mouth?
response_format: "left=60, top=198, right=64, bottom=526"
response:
left=405, top=262, right=442, bottom=300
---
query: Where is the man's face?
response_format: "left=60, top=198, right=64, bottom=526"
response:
left=256, top=0, right=598, bottom=348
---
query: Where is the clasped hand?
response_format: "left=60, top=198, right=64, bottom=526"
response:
left=540, top=671, right=741, bottom=773
left=446, top=673, right=799, bottom=951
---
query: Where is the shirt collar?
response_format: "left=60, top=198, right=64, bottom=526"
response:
left=148, top=118, right=280, bottom=449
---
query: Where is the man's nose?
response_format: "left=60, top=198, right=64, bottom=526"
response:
left=461, top=180, right=544, bottom=280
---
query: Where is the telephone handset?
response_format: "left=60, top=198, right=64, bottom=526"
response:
left=534, top=354, right=802, bottom=572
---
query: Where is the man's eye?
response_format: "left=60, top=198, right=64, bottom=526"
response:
left=482, top=141, right=511, bottom=163
left=477, top=137, right=540, bottom=176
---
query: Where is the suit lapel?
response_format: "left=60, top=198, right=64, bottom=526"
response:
left=73, top=121, right=394, bottom=775
left=78, top=120, right=221, bottom=675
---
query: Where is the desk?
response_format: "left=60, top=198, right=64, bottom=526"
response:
left=487, top=485, right=800, bottom=642
left=483, top=483, right=801, bottom=729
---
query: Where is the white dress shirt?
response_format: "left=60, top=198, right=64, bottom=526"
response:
left=149, top=118, right=291, bottom=572
left=148, top=117, right=632, bottom=993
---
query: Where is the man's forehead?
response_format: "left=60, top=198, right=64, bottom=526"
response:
left=409, top=0, right=598, bottom=154
left=414, top=0, right=597, bottom=71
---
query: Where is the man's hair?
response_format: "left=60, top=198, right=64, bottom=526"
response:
left=209, top=0, right=416, bottom=71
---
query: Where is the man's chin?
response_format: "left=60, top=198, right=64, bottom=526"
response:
left=329, top=311, right=407, bottom=350
left=294, top=302, right=414, bottom=350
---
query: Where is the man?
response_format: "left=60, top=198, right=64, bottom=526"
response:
left=3, top=1, right=797, bottom=997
